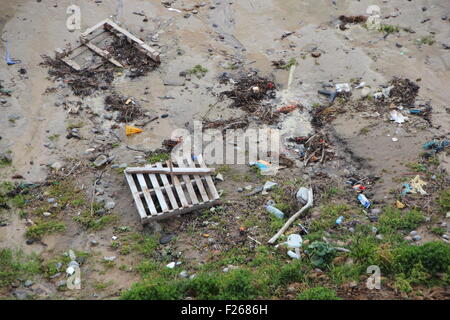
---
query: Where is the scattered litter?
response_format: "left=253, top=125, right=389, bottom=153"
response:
left=357, top=193, right=371, bottom=208
left=215, top=173, right=224, bottom=181
left=166, top=262, right=176, bottom=269
left=423, top=139, right=449, bottom=155
left=409, top=175, right=427, bottom=195
left=269, top=188, right=313, bottom=244
left=392, top=137, right=398, bottom=142
left=401, top=183, right=413, bottom=196
left=4, top=42, right=21, bottom=65
left=275, top=105, right=297, bottom=113
left=103, top=256, right=116, bottom=262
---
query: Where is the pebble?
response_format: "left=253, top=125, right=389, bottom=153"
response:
left=237, top=187, right=243, bottom=193
left=222, top=267, right=229, bottom=273
left=412, top=235, right=422, bottom=241
left=159, top=234, right=174, bottom=245
left=90, top=239, right=99, bottom=246
left=43, top=212, right=51, bottom=217
left=105, top=201, right=116, bottom=210
left=410, top=230, right=417, bottom=237
left=47, top=198, right=56, bottom=203
left=166, top=262, right=176, bottom=269
left=93, top=154, right=108, bottom=167
left=50, top=162, right=63, bottom=170
left=13, top=290, right=29, bottom=300
left=442, top=234, right=449, bottom=240
left=24, top=280, right=34, bottom=287
left=179, top=270, right=188, bottom=278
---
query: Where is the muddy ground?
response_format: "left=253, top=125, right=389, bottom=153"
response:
left=0, top=0, right=449, bottom=300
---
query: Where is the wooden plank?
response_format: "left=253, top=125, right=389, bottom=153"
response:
left=141, top=200, right=221, bottom=223
left=103, top=19, right=160, bottom=62
left=171, top=159, right=198, bottom=205
left=148, top=173, right=169, bottom=213
left=125, top=167, right=215, bottom=175
left=84, top=42, right=123, bottom=68
left=196, top=154, right=220, bottom=200
left=80, top=19, right=108, bottom=38
left=184, top=156, right=209, bottom=202
left=156, top=163, right=179, bottom=210
left=135, top=176, right=207, bottom=197
left=136, top=174, right=157, bottom=215
left=171, top=174, right=189, bottom=208
left=124, top=172, right=147, bottom=221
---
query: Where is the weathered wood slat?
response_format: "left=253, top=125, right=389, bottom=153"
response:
left=136, top=174, right=157, bottom=215
left=172, top=174, right=189, bottom=208
left=172, top=158, right=199, bottom=205
left=148, top=173, right=169, bottom=212
left=197, top=154, right=220, bottom=200
left=125, top=167, right=214, bottom=175
left=84, top=42, right=123, bottom=68
left=184, top=156, right=209, bottom=202
left=156, top=163, right=179, bottom=210
left=124, top=173, right=147, bottom=220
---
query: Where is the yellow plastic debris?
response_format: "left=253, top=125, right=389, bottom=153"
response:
left=396, top=200, right=406, bottom=209
left=125, top=125, right=143, bottom=136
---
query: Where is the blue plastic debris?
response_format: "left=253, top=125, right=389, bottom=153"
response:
left=401, top=183, right=413, bottom=197
left=335, top=216, right=344, bottom=225
left=357, top=194, right=371, bottom=209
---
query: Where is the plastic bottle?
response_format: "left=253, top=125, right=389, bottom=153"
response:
left=265, top=205, right=284, bottom=219
left=335, top=216, right=344, bottom=225
left=357, top=194, right=371, bottom=208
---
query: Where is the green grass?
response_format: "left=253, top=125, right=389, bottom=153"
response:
left=187, top=65, right=208, bottom=78
left=378, top=24, right=400, bottom=34
left=67, top=121, right=84, bottom=130
left=437, top=188, right=450, bottom=213
left=280, top=58, right=297, bottom=70
left=147, top=152, right=170, bottom=164
left=0, top=248, right=41, bottom=287
left=416, top=36, right=435, bottom=46
left=73, top=211, right=117, bottom=230
left=297, top=287, right=341, bottom=300
left=25, top=221, right=66, bottom=239
left=378, top=207, right=424, bottom=235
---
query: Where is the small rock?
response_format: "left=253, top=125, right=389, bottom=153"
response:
left=13, top=290, right=29, bottom=300
left=105, top=201, right=116, bottom=210
left=376, top=234, right=384, bottom=240
left=50, top=162, right=63, bottom=171
left=159, top=234, right=174, bottom=245
left=412, top=235, right=422, bottom=241
left=237, top=187, right=243, bottom=193
left=93, top=154, right=108, bottom=167
left=56, top=280, right=67, bottom=287
left=222, top=267, right=229, bottom=273
left=166, top=262, right=176, bottom=269
left=90, top=239, right=99, bottom=246
left=43, top=212, right=51, bottom=217
left=24, top=280, right=34, bottom=287
left=410, top=230, right=418, bottom=237
left=47, top=198, right=56, bottom=203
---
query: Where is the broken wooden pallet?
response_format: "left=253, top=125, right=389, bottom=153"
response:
left=55, top=18, right=160, bottom=71
left=125, top=154, right=220, bottom=223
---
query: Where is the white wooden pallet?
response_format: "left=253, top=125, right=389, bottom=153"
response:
left=55, top=18, right=160, bottom=71
left=124, top=154, right=220, bottom=223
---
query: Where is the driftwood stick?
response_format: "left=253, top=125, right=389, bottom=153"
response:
left=268, top=188, right=313, bottom=244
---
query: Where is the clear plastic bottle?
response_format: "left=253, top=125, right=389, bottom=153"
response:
left=265, top=205, right=284, bottom=219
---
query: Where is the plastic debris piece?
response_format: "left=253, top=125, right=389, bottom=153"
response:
left=263, top=181, right=277, bottom=192
left=409, top=175, right=427, bottom=195
left=357, top=194, right=371, bottom=208
left=336, top=216, right=344, bottom=225
left=125, top=125, right=143, bottom=136
left=390, top=110, right=407, bottom=124
left=296, top=187, right=310, bottom=204
left=401, top=183, right=413, bottom=196
left=265, top=205, right=284, bottom=219
left=396, top=200, right=406, bottom=209
left=287, top=250, right=300, bottom=259
left=335, top=83, right=351, bottom=93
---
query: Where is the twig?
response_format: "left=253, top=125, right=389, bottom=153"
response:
left=90, top=170, right=105, bottom=216
left=248, top=236, right=261, bottom=245
left=268, top=188, right=313, bottom=244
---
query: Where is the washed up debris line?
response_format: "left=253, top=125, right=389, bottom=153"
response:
left=124, top=154, right=220, bottom=223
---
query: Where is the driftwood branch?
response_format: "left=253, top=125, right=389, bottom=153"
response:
left=268, top=188, right=314, bottom=244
